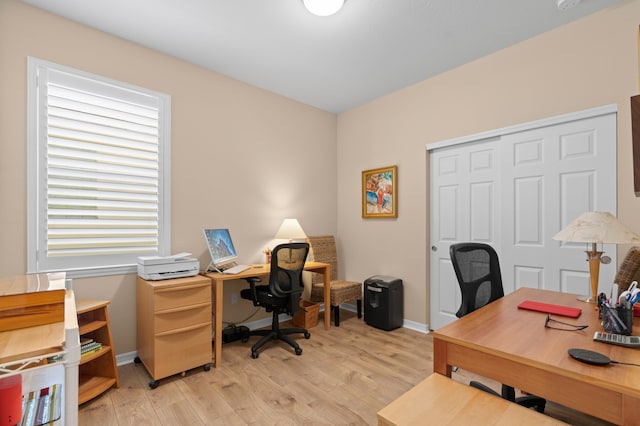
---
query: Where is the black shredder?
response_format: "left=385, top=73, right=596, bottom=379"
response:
left=364, top=275, right=403, bottom=331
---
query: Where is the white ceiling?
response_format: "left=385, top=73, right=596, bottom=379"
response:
left=21, top=0, right=625, bottom=113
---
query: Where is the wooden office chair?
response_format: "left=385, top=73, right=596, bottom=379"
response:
left=240, top=243, right=310, bottom=358
left=306, top=236, right=362, bottom=326
left=614, top=246, right=640, bottom=292
left=450, top=242, right=546, bottom=413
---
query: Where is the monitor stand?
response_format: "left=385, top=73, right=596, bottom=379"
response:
left=206, top=261, right=236, bottom=273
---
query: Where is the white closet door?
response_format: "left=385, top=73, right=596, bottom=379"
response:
left=500, top=113, right=617, bottom=294
left=429, top=107, right=616, bottom=330
left=429, top=139, right=501, bottom=330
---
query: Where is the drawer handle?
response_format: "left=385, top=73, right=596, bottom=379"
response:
left=156, top=321, right=210, bottom=337
left=157, top=302, right=211, bottom=314
left=155, top=282, right=210, bottom=293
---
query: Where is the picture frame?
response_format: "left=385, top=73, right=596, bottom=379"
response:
left=362, top=165, right=397, bottom=218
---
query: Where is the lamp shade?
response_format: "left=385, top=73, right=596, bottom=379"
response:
left=303, top=0, right=344, bottom=16
left=552, top=211, right=640, bottom=244
left=275, top=218, right=307, bottom=241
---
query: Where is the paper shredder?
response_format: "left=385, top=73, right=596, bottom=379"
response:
left=364, top=275, right=403, bottom=331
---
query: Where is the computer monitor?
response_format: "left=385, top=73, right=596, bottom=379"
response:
left=203, top=228, right=238, bottom=271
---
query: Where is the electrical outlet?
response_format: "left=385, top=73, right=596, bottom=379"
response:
left=231, top=292, right=238, bottom=304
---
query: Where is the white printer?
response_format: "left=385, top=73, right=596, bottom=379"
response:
left=137, top=252, right=200, bottom=280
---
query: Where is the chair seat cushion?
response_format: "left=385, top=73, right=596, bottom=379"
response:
left=241, top=286, right=288, bottom=308
left=310, top=280, right=362, bottom=306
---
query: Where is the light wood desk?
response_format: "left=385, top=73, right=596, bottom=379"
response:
left=205, top=261, right=330, bottom=368
left=432, top=287, right=640, bottom=425
left=377, top=373, right=567, bottom=425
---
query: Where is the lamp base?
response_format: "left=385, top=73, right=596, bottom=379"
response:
left=577, top=294, right=597, bottom=304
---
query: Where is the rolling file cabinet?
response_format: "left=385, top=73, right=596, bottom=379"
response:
left=135, top=275, right=212, bottom=388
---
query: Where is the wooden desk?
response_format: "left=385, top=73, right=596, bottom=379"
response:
left=432, top=287, right=640, bottom=425
left=205, top=261, right=331, bottom=368
left=377, top=373, right=567, bottom=425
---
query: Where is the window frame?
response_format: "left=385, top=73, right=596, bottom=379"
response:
left=27, top=57, right=171, bottom=278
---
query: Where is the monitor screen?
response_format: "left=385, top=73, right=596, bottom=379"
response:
left=203, top=228, right=238, bottom=268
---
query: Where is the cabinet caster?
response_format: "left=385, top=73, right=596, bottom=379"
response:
left=204, top=364, right=211, bottom=371
left=149, top=379, right=159, bottom=389
left=134, top=356, right=141, bottom=364
left=251, top=351, right=259, bottom=359
left=181, top=371, right=186, bottom=377
left=295, top=347, right=302, bottom=356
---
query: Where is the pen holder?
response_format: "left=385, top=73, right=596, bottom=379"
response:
left=602, top=305, right=633, bottom=335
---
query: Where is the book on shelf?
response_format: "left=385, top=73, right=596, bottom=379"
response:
left=81, top=347, right=102, bottom=358
left=80, top=341, right=102, bottom=355
left=20, top=383, right=61, bottom=426
left=81, top=341, right=101, bottom=350
left=80, top=337, right=94, bottom=346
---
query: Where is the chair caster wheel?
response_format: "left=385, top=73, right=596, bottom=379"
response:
left=304, top=332, right=310, bottom=339
left=251, top=351, right=259, bottom=359
left=242, top=337, right=249, bottom=343
left=134, top=356, right=141, bottom=364
left=149, top=380, right=159, bottom=389
left=204, top=363, right=211, bottom=371
left=295, top=347, right=302, bottom=355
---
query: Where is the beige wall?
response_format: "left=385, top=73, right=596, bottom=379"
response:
left=0, top=0, right=337, bottom=355
left=337, top=0, right=640, bottom=327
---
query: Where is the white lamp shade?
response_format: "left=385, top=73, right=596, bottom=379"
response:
left=303, top=0, right=344, bottom=16
left=552, top=211, right=640, bottom=244
left=275, top=218, right=307, bottom=241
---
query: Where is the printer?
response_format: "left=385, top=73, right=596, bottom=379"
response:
left=137, top=252, right=200, bottom=281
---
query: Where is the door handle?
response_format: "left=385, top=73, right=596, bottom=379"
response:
left=431, top=246, right=437, bottom=252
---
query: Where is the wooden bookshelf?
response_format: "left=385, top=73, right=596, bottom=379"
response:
left=76, top=299, right=119, bottom=404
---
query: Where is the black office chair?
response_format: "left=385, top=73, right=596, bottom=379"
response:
left=240, top=242, right=310, bottom=359
left=449, top=242, right=546, bottom=413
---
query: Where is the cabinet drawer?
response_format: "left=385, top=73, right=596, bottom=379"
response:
left=154, top=302, right=211, bottom=334
left=153, top=281, right=210, bottom=311
left=153, top=323, right=212, bottom=379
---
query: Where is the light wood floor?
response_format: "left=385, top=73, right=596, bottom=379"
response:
left=79, top=311, right=613, bottom=425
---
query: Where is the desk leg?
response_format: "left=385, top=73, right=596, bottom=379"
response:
left=323, top=264, right=331, bottom=330
left=433, top=338, right=452, bottom=377
left=213, top=278, right=223, bottom=368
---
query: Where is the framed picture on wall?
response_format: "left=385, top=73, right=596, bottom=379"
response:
left=362, top=165, right=397, bottom=218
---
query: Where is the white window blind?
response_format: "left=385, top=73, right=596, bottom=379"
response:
left=28, top=58, right=171, bottom=277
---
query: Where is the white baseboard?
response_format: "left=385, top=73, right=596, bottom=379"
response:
left=116, top=351, right=138, bottom=366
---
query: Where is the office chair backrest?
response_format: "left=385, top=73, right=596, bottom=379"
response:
left=449, top=242, right=504, bottom=318
left=270, top=242, right=309, bottom=316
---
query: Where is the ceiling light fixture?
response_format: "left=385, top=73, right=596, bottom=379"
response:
left=556, top=0, right=581, bottom=11
left=303, top=0, right=345, bottom=17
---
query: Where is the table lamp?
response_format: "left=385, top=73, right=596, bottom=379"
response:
left=552, top=211, right=640, bottom=303
left=274, top=218, right=307, bottom=242
left=274, top=218, right=307, bottom=263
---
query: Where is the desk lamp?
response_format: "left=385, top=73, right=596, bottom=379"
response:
left=275, top=218, right=307, bottom=242
left=553, top=211, right=640, bottom=303
left=275, top=218, right=307, bottom=262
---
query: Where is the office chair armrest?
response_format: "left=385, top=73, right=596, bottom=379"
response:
left=514, top=395, right=546, bottom=413
left=244, top=277, right=262, bottom=306
left=469, top=381, right=501, bottom=397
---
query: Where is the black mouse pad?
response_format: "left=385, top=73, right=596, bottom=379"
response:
left=568, top=348, right=611, bottom=365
